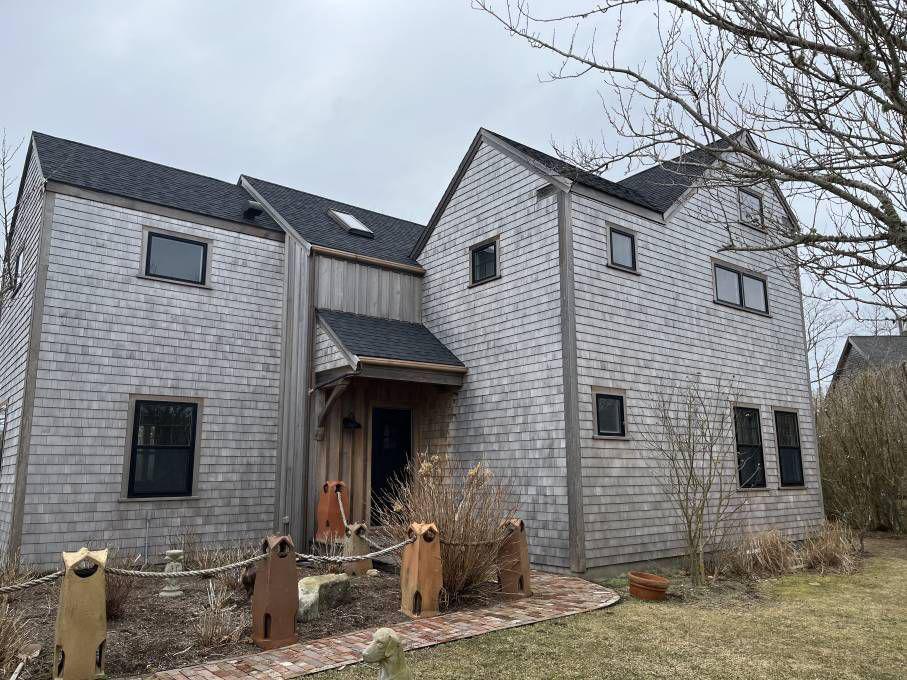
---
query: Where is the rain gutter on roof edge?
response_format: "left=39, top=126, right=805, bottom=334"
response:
left=358, top=356, right=468, bottom=373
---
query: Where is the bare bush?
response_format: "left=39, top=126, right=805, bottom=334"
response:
left=819, top=366, right=907, bottom=547
left=106, top=551, right=142, bottom=620
left=801, top=522, right=859, bottom=575
left=0, top=550, right=33, bottom=591
left=191, top=544, right=257, bottom=592
left=373, top=453, right=517, bottom=603
left=306, top=540, right=344, bottom=576
left=0, top=599, right=30, bottom=678
left=643, top=379, right=745, bottom=587
left=725, top=530, right=798, bottom=579
left=194, top=581, right=241, bottom=648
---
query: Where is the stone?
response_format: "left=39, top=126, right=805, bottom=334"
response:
left=362, top=627, right=412, bottom=680
left=367, top=569, right=380, bottom=577
left=159, top=549, right=184, bottom=598
left=297, top=573, right=350, bottom=621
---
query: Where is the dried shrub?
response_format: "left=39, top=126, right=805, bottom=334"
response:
left=190, top=544, right=256, bottom=592
left=725, top=530, right=798, bottom=579
left=801, top=522, right=859, bottom=574
left=194, top=581, right=241, bottom=648
left=819, top=366, right=907, bottom=546
left=0, top=549, right=33, bottom=591
left=0, top=599, right=30, bottom=678
left=306, top=540, right=344, bottom=576
left=373, top=453, right=517, bottom=603
left=106, top=551, right=142, bottom=620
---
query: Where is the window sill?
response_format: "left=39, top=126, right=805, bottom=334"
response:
left=137, top=274, right=211, bottom=290
left=592, top=434, right=630, bottom=441
left=607, top=263, right=640, bottom=276
left=736, top=486, right=770, bottom=492
left=713, top=299, right=771, bottom=318
left=779, top=485, right=807, bottom=490
left=467, top=275, right=501, bottom=289
left=118, top=495, right=200, bottom=503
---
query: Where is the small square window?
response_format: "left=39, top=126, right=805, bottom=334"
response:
left=128, top=400, right=198, bottom=498
left=145, top=232, right=207, bottom=285
left=470, top=239, right=498, bottom=285
left=609, top=228, right=637, bottom=271
left=595, top=394, right=625, bottom=437
left=738, top=189, right=763, bottom=227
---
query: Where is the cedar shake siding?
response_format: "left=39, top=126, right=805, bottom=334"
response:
left=420, top=141, right=571, bottom=571
left=0, top=148, right=45, bottom=550
left=571, top=181, right=823, bottom=570
left=17, top=192, right=285, bottom=566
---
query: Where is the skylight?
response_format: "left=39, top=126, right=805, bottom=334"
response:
left=328, top=209, right=374, bottom=238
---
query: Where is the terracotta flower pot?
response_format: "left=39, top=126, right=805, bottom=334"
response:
left=627, top=571, right=669, bottom=601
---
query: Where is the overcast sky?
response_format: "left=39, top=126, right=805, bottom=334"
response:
left=3, top=1, right=646, bottom=224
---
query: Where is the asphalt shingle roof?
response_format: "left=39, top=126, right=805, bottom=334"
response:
left=848, top=335, right=907, bottom=367
left=318, top=309, right=463, bottom=367
left=31, top=132, right=282, bottom=232
left=244, top=177, right=425, bottom=268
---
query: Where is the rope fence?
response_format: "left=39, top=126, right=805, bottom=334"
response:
left=0, top=569, right=63, bottom=595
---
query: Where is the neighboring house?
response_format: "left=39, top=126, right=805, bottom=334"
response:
left=0, top=129, right=823, bottom=573
left=830, top=333, right=907, bottom=388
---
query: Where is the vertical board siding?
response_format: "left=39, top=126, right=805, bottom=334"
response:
left=19, top=194, right=285, bottom=567
left=421, top=143, right=570, bottom=571
left=571, top=183, right=824, bottom=568
left=0, top=153, right=45, bottom=549
left=314, top=255, right=422, bottom=322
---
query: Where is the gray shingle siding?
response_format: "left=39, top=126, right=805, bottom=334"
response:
left=421, top=142, right=571, bottom=571
left=0, top=151, right=45, bottom=550
left=18, top=193, right=284, bottom=567
left=571, top=182, right=824, bottom=568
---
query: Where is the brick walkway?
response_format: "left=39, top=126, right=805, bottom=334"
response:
left=146, top=572, right=619, bottom=680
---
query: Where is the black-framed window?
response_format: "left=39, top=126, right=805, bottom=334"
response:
left=0, top=402, right=7, bottom=463
left=738, top=189, right=764, bottom=227
left=609, top=227, right=637, bottom=271
left=595, top=394, right=626, bottom=437
left=774, top=411, right=804, bottom=487
left=715, top=264, right=768, bottom=313
left=145, top=232, right=207, bottom=285
left=13, top=250, right=24, bottom=292
left=128, top=400, right=198, bottom=498
left=470, top=239, right=498, bottom=285
left=734, top=406, right=766, bottom=488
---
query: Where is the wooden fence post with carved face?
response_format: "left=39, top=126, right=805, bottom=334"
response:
left=251, top=536, right=298, bottom=650
left=315, top=480, right=348, bottom=543
left=53, top=548, right=108, bottom=680
left=400, top=523, right=442, bottom=618
left=342, top=523, right=373, bottom=576
left=497, top=519, right=532, bottom=597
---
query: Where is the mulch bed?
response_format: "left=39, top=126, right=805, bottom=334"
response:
left=9, top=564, right=415, bottom=679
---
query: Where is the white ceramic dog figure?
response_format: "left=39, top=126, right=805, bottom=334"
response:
left=362, top=627, right=412, bottom=680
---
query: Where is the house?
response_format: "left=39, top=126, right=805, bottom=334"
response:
left=830, top=332, right=907, bottom=388
left=0, top=129, right=824, bottom=574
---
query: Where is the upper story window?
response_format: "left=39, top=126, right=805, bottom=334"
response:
left=128, top=400, right=198, bottom=498
left=595, top=393, right=626, bottom=437
left=470, top=237, right=499, bottom=286
left=608, top=227, right=637, bottom=272
left=714, top=263, right=768, bottom=314
left=0, top=401, right=7, bottom=463
left=145, top=232, right=208, bottom=285
left=734, top=406, right=766, bottom=488
left=738, top=189, right=764, bottom=228
left=12, top=249, right=24, bottom=294
left=774, top=410, right=805, bottom=487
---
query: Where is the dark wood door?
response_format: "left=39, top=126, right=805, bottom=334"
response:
left=370, top=407, right=412, bottom=504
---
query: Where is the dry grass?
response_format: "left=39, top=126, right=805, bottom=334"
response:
left=0, top=599, right=31, bottom=678
left=0, top=549, right=33, bottom=590
left=724, top=529, right=799, bottom=579
left=306, top=539, right=345, bottom=576
left=317, top=535, right=907, bottom=680
left=106, top=551, right=142, bottom=620
left=801, top=521, right=859, bottom=574
left=373, top=453, right=517, bottom=603
left=171, top=528, right=258, bottom=592
left=194, top=581, right=241, bottom=648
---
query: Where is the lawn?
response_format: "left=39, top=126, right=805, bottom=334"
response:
left=320, top=535, right=906, bottom=680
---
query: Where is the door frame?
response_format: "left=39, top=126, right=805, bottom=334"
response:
left=366, top=401, right=414, bottom=525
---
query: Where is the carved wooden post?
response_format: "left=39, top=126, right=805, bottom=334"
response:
left=315, top=480, right=348, bottom=543
left=400, top=523, right=442, bottom=619
left=342, top=523, right=373, bottom=576
left=251, top=536, right=298, bottom=650
left=497, top=519, right=532, bottom=597
left=53, top=548, right=108, bottom=680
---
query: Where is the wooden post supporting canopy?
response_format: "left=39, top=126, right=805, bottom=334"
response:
left=53, top=548, right=108, bottom=680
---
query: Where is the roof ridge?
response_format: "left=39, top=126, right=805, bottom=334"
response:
left=33, top=131, right=241, bottom=188
left=243, top=175, right=425, bottom=228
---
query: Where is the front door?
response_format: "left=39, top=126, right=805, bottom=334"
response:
left=370, top=407, right=412, bottom=505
